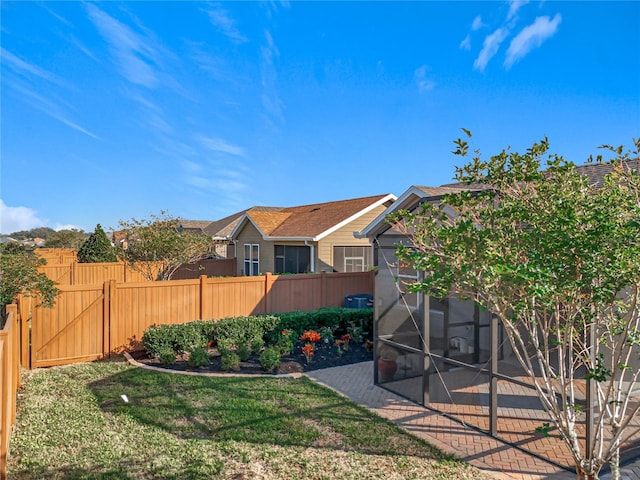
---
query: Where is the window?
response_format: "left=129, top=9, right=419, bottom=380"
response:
left=274, top=245, right=310, bottom=274
left=243, top=244, right=259, bottom=275
left=333, top=246, right=372, bottom=272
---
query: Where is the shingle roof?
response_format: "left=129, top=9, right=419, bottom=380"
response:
left=575, top=159, right=640, bottom=187
left=243, top=194, right=394, bottom=238
left=203, top=211, right=247, bottom=238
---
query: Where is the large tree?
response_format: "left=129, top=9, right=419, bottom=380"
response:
left=0, top=244, right=58, bottom=327
left=116, top=211, right=213, bottom=281
left=389, top=133, right=640, bottom=480
left=77, top=224, right=117, bottom=263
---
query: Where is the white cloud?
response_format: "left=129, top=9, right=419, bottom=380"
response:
left=0, top=200, right=47, bottom=234
left=414, top=65, right=436, bottom=93
left=54, top=224, right=83, bottom=232
left=86, top=4, right=159, bottom=88
left=0, top=48, right=66, bottom=86
left=505, top=14, right=562, bottom=69
left=205, top=4, right=248, bottom=43
left=197, top=136, right=245, bottom=156
left=260, top=29, right=284, bottom=124
left=474, top=28, right=509, bottom=72
left=506, top=0, right=530, bottom=22
left=472, top=15, right=484, bottom=31
left=460, top=34, right=471, bottom=51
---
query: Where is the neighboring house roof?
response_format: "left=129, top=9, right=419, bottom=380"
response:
left=0, top=236, right=17, bottom=244
left=230, top=194, right=397, bottom=241
left=359, top=159, right=640, bottom=240
left=203, top=210, right=248, bottom=239
left=178, top=220, right=215, bottom=234
left=575, top=158, right=640, bottom=187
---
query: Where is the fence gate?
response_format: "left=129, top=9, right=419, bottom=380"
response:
left=30, top=284, right=107, bottom=368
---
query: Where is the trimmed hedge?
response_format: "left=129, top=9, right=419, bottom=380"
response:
left=140, top=307, right=373, bottom=360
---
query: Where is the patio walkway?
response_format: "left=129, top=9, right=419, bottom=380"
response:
left=305, top=361, right=640, bottom=480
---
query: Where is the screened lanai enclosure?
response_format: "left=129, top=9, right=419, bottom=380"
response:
left=371, top=227, right=640, bottom=472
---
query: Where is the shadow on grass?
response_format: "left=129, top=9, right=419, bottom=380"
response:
left=87, top=365, right=446, bottom=460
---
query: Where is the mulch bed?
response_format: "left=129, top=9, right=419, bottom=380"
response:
left=129, top=340, right=374, bottom=376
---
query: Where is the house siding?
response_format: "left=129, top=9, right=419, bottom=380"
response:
left=317, top=205, right=388, bottom=272
left=234, top=223, right=271, bottom=276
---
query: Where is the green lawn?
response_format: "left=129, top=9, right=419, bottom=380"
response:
left=8, top=359, right=490, bottom=479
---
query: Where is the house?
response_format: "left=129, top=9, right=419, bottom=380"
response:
left=229, top=194, right=397, bottom=276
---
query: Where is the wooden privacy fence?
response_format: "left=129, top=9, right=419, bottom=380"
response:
left=38, top=258, right=237, bottom=285
left=26, top=271, right=374, bottom=368
left=0, top=305, right=21, bottom=480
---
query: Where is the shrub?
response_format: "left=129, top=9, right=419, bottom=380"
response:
left=142, top=324, right=174, bottom=358
left=275, top=329, right=296, bottom=355
left=212, top=315, right=278, bottom=352
left=220, top=351, right=240, bottom=371
left=158, top=347, right=176, bottom=365
left=187, top=347, right=210, bottom=368
left=266, top=307, right=373, bottom=342
left=142, top=320, right=215, bottom=357
left=260, top=347, right=281, bottom=372
left=237, top=344, right=251, bottom=361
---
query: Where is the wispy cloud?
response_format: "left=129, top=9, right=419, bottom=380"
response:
left=474, top=28, right=509, bottom=72
left=197, top=136, right=246, bottom=156
left=506, top=0, right=530, bottom=22
left=86, top=4, right=160, bottom=88
left=460, top=35, right=472, bottom=51
left=260, top=29, right=284, bottom=124
left=472, top=15, right=485, bottom=31
left=1, top=48, right=65, bottom=85
left=0, top=200, right=47, bottom=234
left=505, top=14, right=562, bottom=69
left=414, top=65, right=436, bottom=93
left=205, top=3, right=248, bottom=43
left=4, top=76, right=101, bottom=140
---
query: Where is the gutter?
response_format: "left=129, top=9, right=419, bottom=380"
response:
left=304, top=240, right=316, bottom=273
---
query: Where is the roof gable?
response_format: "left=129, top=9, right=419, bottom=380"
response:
left=231, top=194, right=396, bottom=240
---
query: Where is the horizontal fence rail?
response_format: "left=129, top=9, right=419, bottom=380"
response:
left=26, top=271, right=374, bottom=368
left=38, top=259, right=237, bottom=285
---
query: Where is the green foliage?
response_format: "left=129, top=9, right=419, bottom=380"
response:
left=274, top=329, right=296, bottom=354
left=389, top=132, right=640, bottom=477
left=77, top=224, right=117, bottom=263
left=116, top=211, right=214, bottom=281
left=237, top=343, right=251, bottom=361
left=259, top=347, right=281, bottom=372
left=187, top=346, right=210, bottom=368
left=211, top=315, right=279, bottom=353
left=158, top=347, right=176, bottom=365
left=44, top=229, right=87, bottom=249
left=141, top=320, right=214, bottom=357
left=7, top=227, right=56, bottom=241
left=0, top=244, right=58, bottom=325
left=220, top=351, right=240, bottom=371
left=267, top=307, right=373, bottom=342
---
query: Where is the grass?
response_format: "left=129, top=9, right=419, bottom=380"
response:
left=7, top=359, right=491, bottom=479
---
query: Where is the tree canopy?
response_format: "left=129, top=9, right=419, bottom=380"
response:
left=44, top=229, right=87, bottom=249
left=116, top=211, right=213, bottom=281
left=77, top=224, right=117, bottom=263
left=0, top=244, right=58, bottom=327
left=389, top=133, right=640, bottom=479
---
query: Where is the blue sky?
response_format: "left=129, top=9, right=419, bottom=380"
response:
left=1, top=1, right=639, bottom=234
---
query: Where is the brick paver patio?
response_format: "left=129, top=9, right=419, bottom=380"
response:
left=305, top=361, right=640, bottom=480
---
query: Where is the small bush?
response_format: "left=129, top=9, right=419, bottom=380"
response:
left=142, top=324, right=174, bottom=358
left=158, top=347, right=176, bottom=365
left=266, top=307, right=373, bottom=342
left=212, top=315, right=278, bottom=352
left=275, top=329, right=296, bottom=355
left=220, top=351, right=240, bottom=371
left=260, top=347, right=281, bottom=372
left=237, top=344, right=251, bottom=362
left=142, top=320, right=215, bottom=358
left=187, top=347, right=210, bottom=368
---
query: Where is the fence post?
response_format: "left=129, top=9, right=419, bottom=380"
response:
left=320, top=271, right=327, bottom=306
left=70, top=262, right=76, bottom=285
left=18, top=296, right=30, bottom=369
left=104, top=280, right=115, bottom=358
left=199, top=275, right=207, bottom=319
left=264, top=273, right=273, bottom=313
